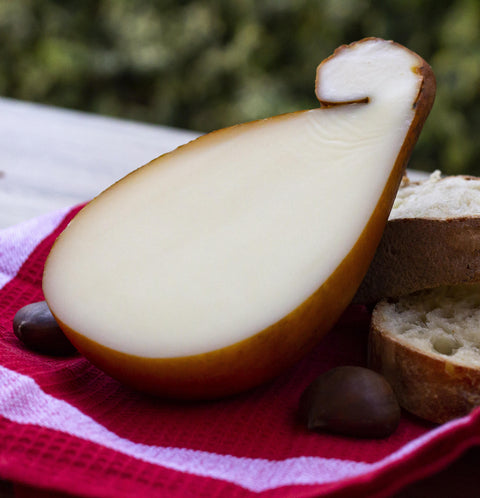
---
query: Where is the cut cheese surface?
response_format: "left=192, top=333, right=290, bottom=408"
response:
left=43, top=39, right=425, bottom=359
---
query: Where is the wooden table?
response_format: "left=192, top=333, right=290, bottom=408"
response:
left=0, top=97, right=199, bottom=228
left=1, top=97, right=478, bottom=497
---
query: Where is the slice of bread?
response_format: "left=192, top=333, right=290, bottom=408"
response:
left=369, top=283, right=480, bottom=423
left=354, top=172, right=480, bottom=304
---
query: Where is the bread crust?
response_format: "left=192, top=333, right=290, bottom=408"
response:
left=354, top=216, right=480, bottom=304
left=369, top=310, right=480, bottom=424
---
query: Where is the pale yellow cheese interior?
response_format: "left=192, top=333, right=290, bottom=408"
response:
left=44, top=42, right=421, bottom=358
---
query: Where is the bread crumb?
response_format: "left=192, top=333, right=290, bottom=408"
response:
left=391, top=171, right=480, bottom=220
left=374, top=283, right=480, bottom=368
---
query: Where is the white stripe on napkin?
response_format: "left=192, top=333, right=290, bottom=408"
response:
left=0, top=363, right=470, bottom=492
left=0, top=207, right=71, bottom=289
left=0, top=364, right=371, bottom=491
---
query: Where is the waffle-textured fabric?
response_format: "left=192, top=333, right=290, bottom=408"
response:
left=1, top=206, right=480, bottom=497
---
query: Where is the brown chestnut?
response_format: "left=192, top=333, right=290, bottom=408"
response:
left=13, top=301, right=76, bottom=356
left=299, top=366, right=400, bottom=438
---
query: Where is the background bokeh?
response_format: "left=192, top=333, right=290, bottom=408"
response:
left=1, top=0, right=479, bottom=174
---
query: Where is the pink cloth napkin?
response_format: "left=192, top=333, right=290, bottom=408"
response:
left=1, top=205, right=480, bottom=497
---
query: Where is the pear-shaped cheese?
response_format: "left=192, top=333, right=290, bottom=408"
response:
left=43, top=38, right=435, bottom=399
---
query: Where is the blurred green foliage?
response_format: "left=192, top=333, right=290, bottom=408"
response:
left=1, top=0, right=480, bottom=174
